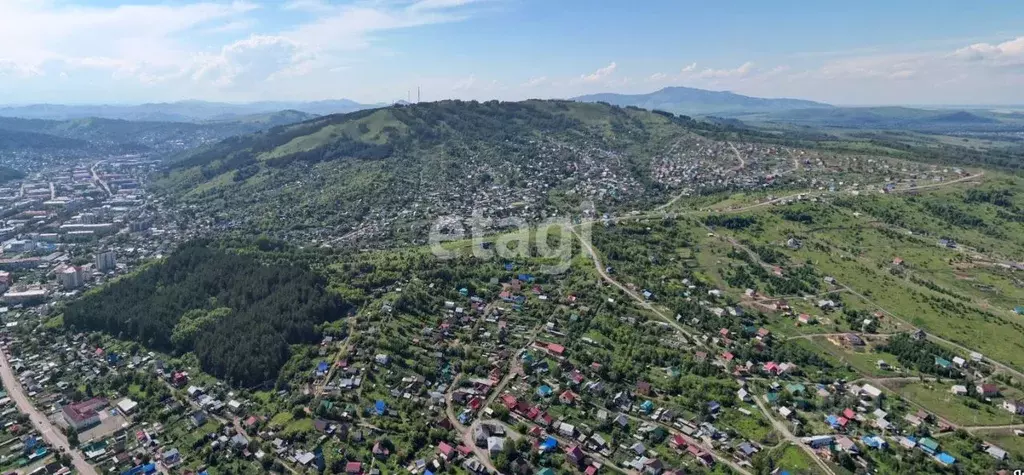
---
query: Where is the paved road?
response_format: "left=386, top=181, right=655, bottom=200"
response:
left=0, top=347, right=98, bottom=475
left=91, top=160, right=112, bottom=197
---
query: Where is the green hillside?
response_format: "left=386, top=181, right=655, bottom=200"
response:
left=0, top=112, right=316, bottom=153
left=158, top=99, right=1024, bottom=245
left=0, top=128, right=89, bottom=150
left=157, top=100, right=703, bottom=236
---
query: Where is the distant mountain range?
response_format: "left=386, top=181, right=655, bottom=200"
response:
left=729, top=105, right=1024, bottom=132
left=573, top=86, right=832, bottom=115
left=0, top=110, right=320, bottom=154
left=574, top=86, right=1024, bottom=131
left=3, top=88, right=1020, bottom=134
left=0, top=100, right=379, bottom=123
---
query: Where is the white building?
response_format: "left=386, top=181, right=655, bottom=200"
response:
left=116, top=398, right=138, bottom=415
left=96, top=250, right=117, bottom=272
left=58, top=266, right=84, bottom=289
left=1, top=287, right=49, bottom=305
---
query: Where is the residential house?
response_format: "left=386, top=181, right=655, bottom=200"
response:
left=919, top=437, right=940, bottom=455
left=978, top=384, right=1000, bottom=398
left=62, top=397, right=107, bottom=431
left=1002, top=400, right=1024, bottom=415
left=487, top=437, right=505, bottom=456
left=986, top=445, right=1008, bottom=461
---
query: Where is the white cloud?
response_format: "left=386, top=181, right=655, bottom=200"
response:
left=204, top=19, right=258, bottom=34
left=0, top=0, right=483, bottom=101
left=521, top=76, right=547, bottom=87
left=580, top=62, right=617, bottom=82
left=282, top=0, right=334, bottom=13
left=0, top=1, right=260, bottom=84
left=0, top=3, right=1021, bottom=106
left=952, top=37, right=1024, bottom=66
left=409, top=0, right=480, bottom=11
left=190, top=35, right=309, bottom=87
left=889, top=69, right=916, bottom=80
left=694, top=61, right=755, bottom=79
left=0, top=60, right=43, bottom=78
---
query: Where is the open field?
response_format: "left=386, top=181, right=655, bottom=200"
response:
left=891, top=381, right=1024, bottom=426
left=769, top=444, right=826, bottom=475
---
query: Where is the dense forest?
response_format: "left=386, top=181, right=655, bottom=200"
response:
left=63, top=242, right=351, bottom=386
left=0, top=166, right=26, bottom=184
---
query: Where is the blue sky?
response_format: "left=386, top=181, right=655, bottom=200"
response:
left=0, top=0, right=1022, bottom=105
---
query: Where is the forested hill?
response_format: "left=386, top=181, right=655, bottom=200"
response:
left=0, top=128, right=89, bottom=151
left=0, top=112, right=317, bottom=155
left=63, top=242, right=351, bottom=386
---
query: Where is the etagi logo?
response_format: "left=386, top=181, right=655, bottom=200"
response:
left=428, top=205, right=593, bottom=275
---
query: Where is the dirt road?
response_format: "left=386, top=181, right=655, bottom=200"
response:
left=752, top=394, right=835, bottom=475
left=572, top=228, right=703, bottom=348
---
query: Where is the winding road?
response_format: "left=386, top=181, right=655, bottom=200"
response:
left=572, top=228, right=703, bottom=349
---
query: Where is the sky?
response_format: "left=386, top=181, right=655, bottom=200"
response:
left=0, top=0, right=1022, bottom=106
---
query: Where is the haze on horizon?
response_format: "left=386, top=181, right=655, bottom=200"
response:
left=0, top=0, right=1022, bottom=106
